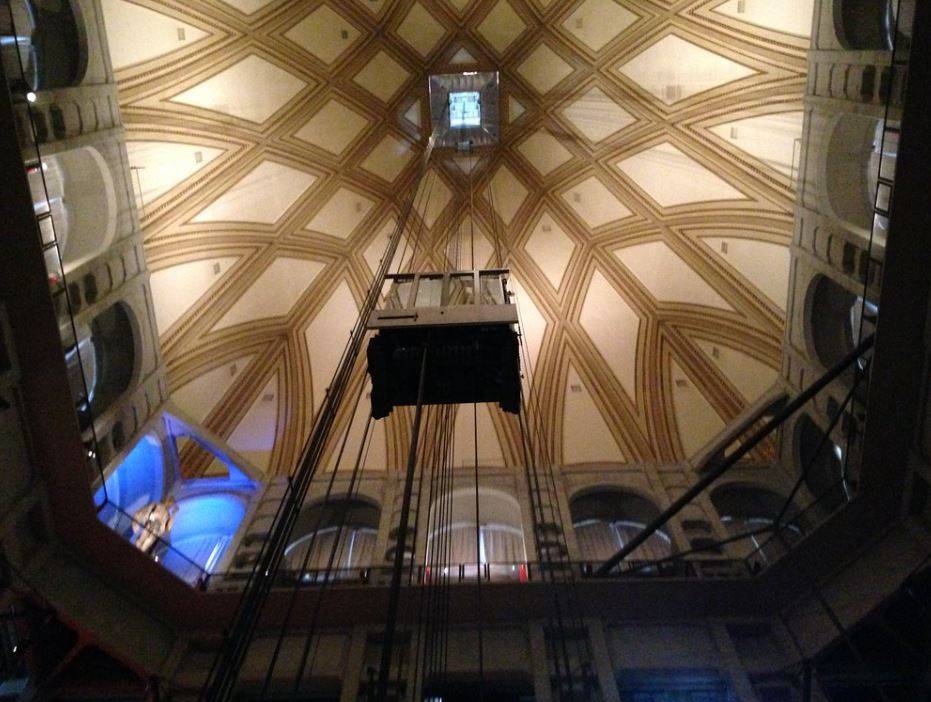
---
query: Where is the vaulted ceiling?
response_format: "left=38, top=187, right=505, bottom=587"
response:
left=102, top=0, right=812, bottom=476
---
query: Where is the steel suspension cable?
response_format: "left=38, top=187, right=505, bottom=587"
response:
left=290, top=413, right=375, bottom=697
left=257, top=371, right=370, bottom=698
left=202, top=123, right=444, bottom=702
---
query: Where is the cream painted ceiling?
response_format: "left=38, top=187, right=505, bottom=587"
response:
left=102, top=0, right=812, bottom=476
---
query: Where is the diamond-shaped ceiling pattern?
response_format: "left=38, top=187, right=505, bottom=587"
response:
left=171, top=54, right=307, bottom=123
left=561, top=86, right=634, bottom=143
left=618, top=33, right=756, bottom=105
left=561, top=0, right=637, bottom=52
left=107, top=0, right=808, bottom=476
left=285, top=5, right=362, bottom=64
left=295, top=99, right=370, bottom=155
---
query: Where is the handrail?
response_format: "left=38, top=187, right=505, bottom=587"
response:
left=207, top=558, right=750, bottom=587
left=593, top=333, right=875, bottom=577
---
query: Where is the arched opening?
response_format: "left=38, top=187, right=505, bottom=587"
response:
left=29, top=147, right=118, bottom=273
left=425, top=487, right=526, bottom=580
left=0, top=0, right=87, bottom=91
left=710, top=484, right=803, bottom=567
left=833, top=0, right=896, bottom=50
left=825, top=114, right=883, bottom=233
left=796, top=415, right=849, bottom=512
left=808, top=275, right=859, bottom=370
left=284, top=498, right=380, bottom=580
left=65, top=302, right=136, bottom=427
left=570, top=489, right=672, bottom=564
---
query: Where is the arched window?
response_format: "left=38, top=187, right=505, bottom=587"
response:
left=825, top=114, right=883, bottom=232
left=65, top=303, right=136, bottom=427
left=284, top=498, right=380, bottom=579
left=570, top=490, right=672, bottom=564
left=710, top=485, right=803, bottom=567
left=796, top=415, right=849, bottom=512
left=833, top=0, right=896, bottom=50
left=0, top=0, right=87, bottom=91
left=29, top=147, right=118, bottom=273
left=808, top=275, right=858, bottom=370
left=425, top=488, right=526, bottom=580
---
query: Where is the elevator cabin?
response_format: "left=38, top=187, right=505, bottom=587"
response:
left=366, top=269, right=522, bottom=418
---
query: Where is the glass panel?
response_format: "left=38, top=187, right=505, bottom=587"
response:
left=478, top=272, right=505, bottom=305
left=445, top=273, right=474, bottom=305
left=415, top=275, right=443, bottom=307
left=383, top=278, right=413, bottom=310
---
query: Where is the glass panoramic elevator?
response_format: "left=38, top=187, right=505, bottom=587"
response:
left=201, top=71, right=599, bottom=702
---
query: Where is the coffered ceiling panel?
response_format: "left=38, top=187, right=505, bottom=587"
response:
left=125, top=141, right=225, bottom=205
left=614, top=241, right=733, bottom=311
left=212, top=256, right=325, bottom=330
left=476, top=0, right=527, bottom=55
left=708, top=112, right=805, bottom=177
left=192, top=160, right=317, bottom=224
left=516, top=43, right=574, bottom=94
left=517, top=129, right=574, bottom=178
left=563, top=364, right=626, bottom=465
left=579, top=270, right=640, bottom=402
left=560, top=86, right=635, bottom=143
left=713, top=0, right=815, bottom=37
left=353, top=50, right=411, bottom=103
left=218, top=0, right=275, bottom=15
left=108, top=0, right=809, bottom=475
left=453, top=404, right=506, bottom=468
left=227, top=372, right=280, bottom=471
left=305, top=187, right=377, bottom=240
left=561, top=175, right=632, bottom=229
left=560, top=0, right=638, bottom=52
left=523, top=211, right=576, bottom=291
left=294, top=98, right=372, bottom=155
left=150, top=256, right=239, bottom=333
left=615, top=143, right=746, bottom=207
left=693, top=338, right=779, bottom=404
left=699, top=235, right=790, bottom=310
left=171, top=54, right=308, bottom=123
left=304, top=280, right=359, bottom=413
left=617, top=33, right=756, bottom=105
left=360, top=134, right=416, bottom=182
left=670, top=358, right=726, bottom=459
left=101, top=0, right=209, bottom=70
left=284, top=5, right=363, bottom=65
left=173, top=354, right=256, bottom=423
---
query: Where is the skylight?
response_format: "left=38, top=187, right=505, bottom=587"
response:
left=449, top=90, right=481, bottom=128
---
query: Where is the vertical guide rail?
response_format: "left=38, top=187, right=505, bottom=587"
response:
left=376, top=342, right=429, bottom=701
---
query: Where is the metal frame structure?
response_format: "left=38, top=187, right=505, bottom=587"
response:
left=593, top=333, right=876, bottom=577
left=369, top=269, right=517, bottom=330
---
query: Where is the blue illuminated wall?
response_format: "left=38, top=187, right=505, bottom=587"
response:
left=95, top=412, right=260, bottom=586
left=158, top=493, right=248, bottom=583
left=95, top=434, right=165, bottom=539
